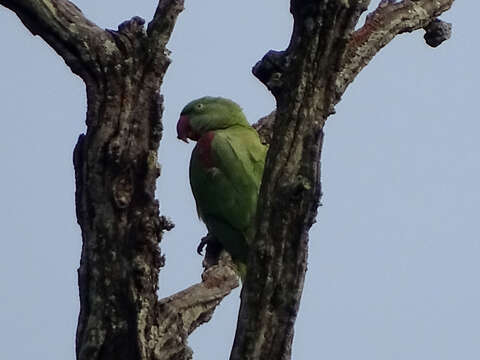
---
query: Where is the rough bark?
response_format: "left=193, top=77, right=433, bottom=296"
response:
left=2, top=0, right=455, bottom=359
left=336, top=0, right=454, bottom=98
left=0, top=1, right=238, bottom=359
left=231, top=1, right=455, bottom=359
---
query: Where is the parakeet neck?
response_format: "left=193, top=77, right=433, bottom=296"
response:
left=196, top=131, right=215, bottom=168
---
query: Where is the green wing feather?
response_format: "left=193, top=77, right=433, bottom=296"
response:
left=189, top=125, right=266, bottom=276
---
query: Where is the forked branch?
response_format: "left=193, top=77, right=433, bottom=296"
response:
left=0, top=0, right=238, bottom=359
left=231, top=1, right=455, bottom=359
left=337, top=0, right=454, bottom=97
left=1, top=0, right=456, bottom=359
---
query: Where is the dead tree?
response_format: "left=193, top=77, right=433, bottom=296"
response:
left=0, top=0, right=454, bottom=359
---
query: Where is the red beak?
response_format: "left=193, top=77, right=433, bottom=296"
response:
left=177, top=115, right=190, bottom=143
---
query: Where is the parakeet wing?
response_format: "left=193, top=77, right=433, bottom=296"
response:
left=189, top=126, right=266, bottom=260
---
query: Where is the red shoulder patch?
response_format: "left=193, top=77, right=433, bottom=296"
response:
left=196, top=131, right=216, bottom=168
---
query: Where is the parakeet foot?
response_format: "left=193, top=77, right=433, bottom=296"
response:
left=197, top=233, right=222, bottom=255
left=198, top=233, right=224, bottom=270
left=197, top=234, right=210, bottom=255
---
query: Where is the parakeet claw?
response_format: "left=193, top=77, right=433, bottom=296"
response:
left=197, top=233, right=222, bottom=259
left=197, top=235, right=210, bottom=255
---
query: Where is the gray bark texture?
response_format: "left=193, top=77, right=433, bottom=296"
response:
left=232, top=1, right=454, bottom=359
left=0, top=0, right=454, bottom=359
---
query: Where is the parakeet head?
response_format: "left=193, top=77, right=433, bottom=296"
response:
left=177, top=97, right=249, bottom=143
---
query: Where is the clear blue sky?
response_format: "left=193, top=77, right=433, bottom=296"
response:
left=0, top=1, right=478, bottom=359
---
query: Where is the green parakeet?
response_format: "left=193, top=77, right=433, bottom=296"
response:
left=177, top=97, right=267, bottom=279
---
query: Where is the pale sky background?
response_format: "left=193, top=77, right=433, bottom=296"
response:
left=0, top=1, right=478, bottom=359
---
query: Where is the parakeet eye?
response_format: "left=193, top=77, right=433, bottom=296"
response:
left=196, top=103, right=204, bottom=110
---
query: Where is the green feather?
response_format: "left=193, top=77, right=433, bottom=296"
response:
left=180, top=97, right=267, bottom=280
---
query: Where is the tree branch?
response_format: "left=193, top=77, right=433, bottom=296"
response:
left=231, top=0, right=455, bottom=359
left=232, top=2, right=369, bottom=359
left=336, top=0, right=454, bottom=97
left=154, top=252, right=239, bottom=359
left=147, top=0, right=184, bottom=60
left=159, top=253, right=239, bottom=335
left=1, top=1, right=237, bottom=359
left=2, top=0, right=456, bottom=358
left=0, top=0, right=112, bottom=80
left=253, top=111, right=276, bottom=145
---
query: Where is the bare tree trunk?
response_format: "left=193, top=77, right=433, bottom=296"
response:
left=1, top=0, right=454, bottom=359
left=0, top=1, right=239, bottom=359
left=231, top=1, right=454, bottom=359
